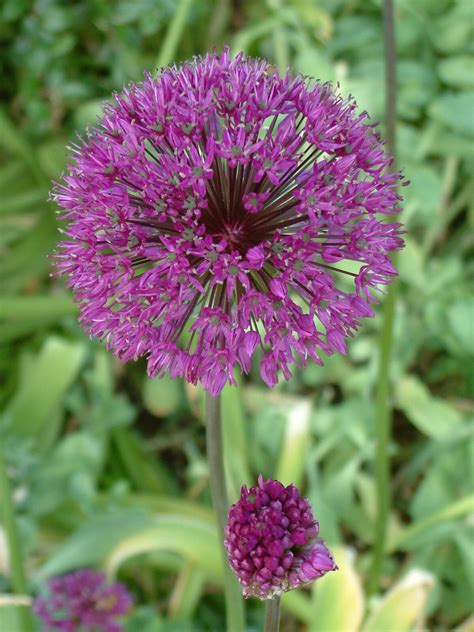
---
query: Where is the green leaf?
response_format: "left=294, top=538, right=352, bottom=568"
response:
left=30, top=430, right=105, bottom=515
left=0, top=604, right=26, bottom=632
left=456, top=615, right=474, bottom=632
left=167, top=563, right=206, bottom=620
left=309, top=547, right=364, bottom=632
left=398, top=61, right=437, bottom=120
left=438, top=55, right=474, bottom=88
left=397, top=237, right=426, bottom=289
left=292, top=48, right=335, bottom=83
left=142, top=375, right=182, bottom=417
left=0, top=295, right=76, bottom=322
left=3, top=336, right=86, bottom=439
left=112, top=428, right=177, bottom=494
left=0, top=108, right=48, bottom=186
left=429, top=92, right=474, bottom=136
left=396, top=375, right=463, bottom=438
left=231, top=17, right=280, bottom=52
left=39, top=509, right=156, bottom=577
left=0, top=108, right=33, bottom=161
left=0, top=190, right=46, bottom=215
left=446, top=299, right=474, bottom=356
left=123, top=494, right=214, bottom=524
left=0, top=215, right=57, bottom=292
left=362, top=569, right=435, bottom=632
left=37, top=139, right=68, bottom=179
left=73, top=99, right=104, bottom=129
left=431, top=5, right=474, bottom=54
left=388, top=495, right=474, bottom=552
left=280, top=590, right=313, bottom=624
left=402, top=164, right=442, bottom=227
left=105, top=515, right=221, bottom=581
left=276, top=398, right=312, bottom=488
left=222, top=382, right=252, bottom=502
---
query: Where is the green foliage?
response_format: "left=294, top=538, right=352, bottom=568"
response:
left=0, top=0, right=472, bottom=630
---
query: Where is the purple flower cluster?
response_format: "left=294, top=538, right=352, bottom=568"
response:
left=33, top=569, right=132, bottom=631
left=224, top=476, right=336, bottom=599
left=54, top=48, right=405, bottom=395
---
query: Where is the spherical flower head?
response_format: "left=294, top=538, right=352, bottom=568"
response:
left=224, top=475, right=337, bottom=599
left=33, top=569, right=133, bottom=631
left=53, top=48, right=406, bottom=396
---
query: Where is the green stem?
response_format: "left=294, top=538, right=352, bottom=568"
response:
left=0, top=445, right=33, bottom=631
left=155, top=0, right=193, bottom=69
left=264, top=596, right=281, bottom=632
left=368, top=0, right=398, bottom=596
left=206, top=393, right=246, bottom=632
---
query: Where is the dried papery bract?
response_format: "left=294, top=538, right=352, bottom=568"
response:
left=225, top=476, right=337, bottom=599
left=53, top=48, right=405, bottom=395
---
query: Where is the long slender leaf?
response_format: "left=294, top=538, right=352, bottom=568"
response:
left=388, top=495, right=474, bottom=552
left=3, top=336, right=86, bottom=438
left=276, top=398, right=311, bottom=488
left=222, top=382, right=252, bottom=502
left=362, top=569, right=435, bottom=632
left=309, top=547, right=364, bottom=632
left=105, top=515, right=221, bottom=581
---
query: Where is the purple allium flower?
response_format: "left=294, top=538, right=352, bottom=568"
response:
left=33, top=569, right=132, bottom=632
left=53, top=48, right=405, bottom=395
left=224, top=476, right=337, bottom=599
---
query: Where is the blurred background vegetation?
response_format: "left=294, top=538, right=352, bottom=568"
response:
left=0, top=0, right=473, bottom=630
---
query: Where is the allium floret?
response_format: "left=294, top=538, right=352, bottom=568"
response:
left=53, top=48, right=405, bottom=395
left=224, top=476, right=337, bottom=599
left=33, top=569, right=132, bottom=631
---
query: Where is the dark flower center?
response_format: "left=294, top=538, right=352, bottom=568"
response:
left=198, top=156, right=306, bottom=254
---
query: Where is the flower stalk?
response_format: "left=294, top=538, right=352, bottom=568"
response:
left=0, top=445, right=33, bottom=632
left=264, top=596, right=281, bottom=632
left=205, top=393, right=245, bottom=632
left=369, top=0, right=398, bottom=595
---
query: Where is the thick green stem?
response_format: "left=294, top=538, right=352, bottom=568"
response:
left=206, top=393, right=246, bottom=632
left=264, top=596, right=281, bottom=632
left=369, top=281, right=397, bottom=594
left=0, top=446, right=33, bottom=631
left=368, top=0, right=398, bottom=596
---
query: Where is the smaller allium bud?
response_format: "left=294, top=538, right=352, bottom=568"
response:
left=224, top=476, right=337, bottom=599
left=33, top=569, right=133, bottom=631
